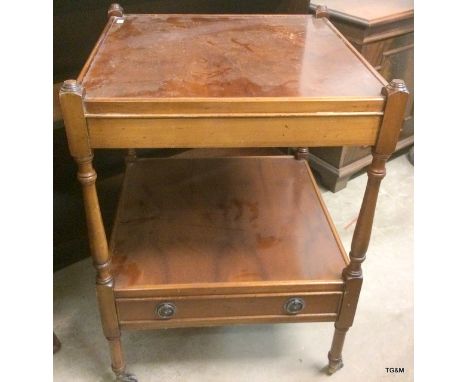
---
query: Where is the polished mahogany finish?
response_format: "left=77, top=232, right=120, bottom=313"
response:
left=53, top=1, right=310, bottom=82
left=116, top=292, right=343, bottom=329
left=81, top=14, right=384, bottom=99
left=59, top=5, right=408, bottom=381
left=111, top=157, right=347, bottom=296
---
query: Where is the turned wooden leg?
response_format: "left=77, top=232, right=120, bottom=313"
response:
left=77, top=156, right=137, bottom=382
left=326, top=152, right=387, bottom=374
left=97, top=282, right=136, bottom=382
left=76, top=155, right=135, bottom=381
left=328, top=326, right=348, bottom=374
left=59, top=6, right=138, bottom=380
left=325, top=79, right=409, bottom=374
left=109, top=338, right=137, bottom=381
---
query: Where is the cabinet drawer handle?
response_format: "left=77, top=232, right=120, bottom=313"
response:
left=284, top=297, right=305, bottom=315
left=156, top=302, right=177, bottom=319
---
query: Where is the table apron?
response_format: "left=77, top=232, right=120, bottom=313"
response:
left=86, top=115, right=381, bottom=148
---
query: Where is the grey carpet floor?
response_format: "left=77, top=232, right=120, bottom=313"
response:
left=54, top=154, right=413, bottom=382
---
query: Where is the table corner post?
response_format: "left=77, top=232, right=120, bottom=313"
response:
left=327, top=79, right=409, bottom=374
left=59, top=80, right=135, bottom=381
left=60, top=80, right=111, bottom=283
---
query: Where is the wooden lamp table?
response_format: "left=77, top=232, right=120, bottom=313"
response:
left=60, top=4, right=408, bottom=381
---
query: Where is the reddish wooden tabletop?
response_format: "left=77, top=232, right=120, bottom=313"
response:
left=80, top=14, right=385, bottom=100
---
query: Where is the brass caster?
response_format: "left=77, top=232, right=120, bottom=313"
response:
left=327, top=359, right=344, bottom=375
left=116, top=372, right=138, bottom=382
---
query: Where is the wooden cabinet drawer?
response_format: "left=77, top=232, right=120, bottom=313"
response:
left=117, top=292, right=342, bottom=329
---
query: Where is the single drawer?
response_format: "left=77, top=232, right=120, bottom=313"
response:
left=116, top=292, right=342, bottom=329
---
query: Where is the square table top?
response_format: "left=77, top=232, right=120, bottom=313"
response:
left=79, top=14, right=385, bottom=102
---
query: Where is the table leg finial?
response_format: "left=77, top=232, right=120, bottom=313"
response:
left=60, top=79, right=83, bottom=94
left=313, top=5, right=329, bottom=19
left=108, top=3, right=124, bottom=18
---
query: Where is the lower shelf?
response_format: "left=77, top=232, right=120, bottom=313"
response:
left=110, top=156, right=348, bottom=326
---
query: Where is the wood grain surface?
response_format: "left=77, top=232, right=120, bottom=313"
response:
left=58, top=6, right=411, bottom=377
left=111, top=157, right=348, bottom=297
left=81, top=14, right=384, bottom=99
left=116, top=292, right=342, bottom=327
left=87, top=114, right=382, bottom=149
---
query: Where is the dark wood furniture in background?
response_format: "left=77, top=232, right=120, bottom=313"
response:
left=60, top=5, right=408, bottom=381
left=309, top=1, right=413, bottom=191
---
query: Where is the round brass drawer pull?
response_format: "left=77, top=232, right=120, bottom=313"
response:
left=156, top=302, right=177, bottom=319
left=284, top=297, right=305, bottom=315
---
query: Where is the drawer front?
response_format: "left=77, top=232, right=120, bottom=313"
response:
left=116, top=292, right=342, bottom=328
